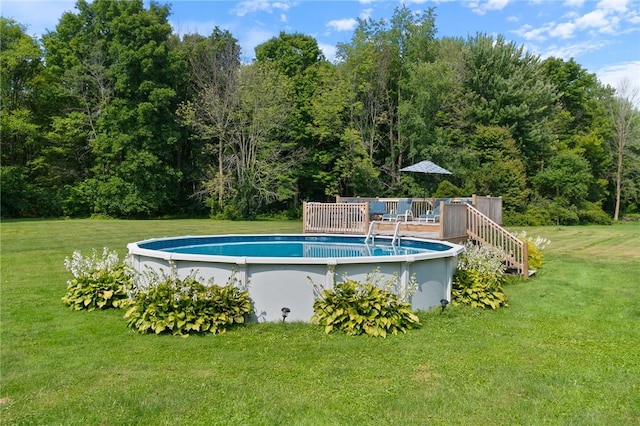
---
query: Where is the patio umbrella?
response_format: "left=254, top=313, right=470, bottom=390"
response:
left=400, top=160, right=453, bottom=201
left=400, top=160, right=452, bottom=175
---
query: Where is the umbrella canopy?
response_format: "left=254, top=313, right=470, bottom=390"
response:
left=400, top=160, right=452, bottom=175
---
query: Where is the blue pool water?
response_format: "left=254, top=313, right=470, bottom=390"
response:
left=139, top=235, right=450, bottom=258
left=165, top=242, right=425, bottom=257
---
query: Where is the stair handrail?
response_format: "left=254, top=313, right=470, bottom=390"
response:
left=365, top=221, right=378, bottom=244
left=466, top=204, right=528, bottom=277
left=391, top=221, right=402, bottom=246
left=364, top=220, right=402, bottom=246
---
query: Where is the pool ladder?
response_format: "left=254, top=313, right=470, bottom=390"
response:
left=365, top=221, right=402, bottom=247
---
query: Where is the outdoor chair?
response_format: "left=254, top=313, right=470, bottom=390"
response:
left=419, top=200, right=443, bottom=223
left=381, top=198, right=413, bottom=221
left=368, top=201, right=387, bottom=220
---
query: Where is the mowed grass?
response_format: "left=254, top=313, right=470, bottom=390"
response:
left=1, top=219, right=639, bottom=425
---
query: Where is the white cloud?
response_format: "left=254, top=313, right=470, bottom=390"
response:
left=514, top=0, right=639, bottom=45
left=549, top=22, right=577, bottom=38
left=487, top=0, right=512, bottom=9
left=597, top=60, right=640, bottom=89
left=360, top=8, right=374, bottom=20
left=575, top=9, right=609, bottom=29
left=231, top=0, right=294, bottom=17
left=563, top=10, right=581, bottom=20
left=513, top=23, right=550, bottom=41
left=597, top=61, right=640, bottom=107
left=628, top=9, right=640, bottom=24
left=600, top=15, right=622, bottom=32
left=318, top=42, right=337, bottom=62
left=537, top=39, right=609, bottom=60
left=564, top=0, right=586, bottom=7
left=238, top=27, right=275, bottom=61
left=280, top=14, right=287, bottom=23
left=469, top=0, right=512, bottom=15
left=326, top=18, right=358, bottom=32
left=596, top=0, right=629, bottom=12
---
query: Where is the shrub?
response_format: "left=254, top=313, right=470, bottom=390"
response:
left=578, top=201, right=613, bottom=225
left=452, top=242, right=507, bottom=309
left=433, top=180, right=463, bottom=198
left=521, top=197, right=553, bottom=226
left=124, top=268, right=252, bottom=337
left=548, top=199, right=580, bottom=225
left=312, top=274, right=420, bottom=338
left=62, top=248, right=131, bottom=310
left=0, top=166, right=29, bottom=218
left=622, top=212, right=640, bottom=221
left=512, top=231, right=551, bottom=271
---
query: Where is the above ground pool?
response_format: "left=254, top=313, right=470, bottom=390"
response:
left=128, top=234, right=464, bottom=322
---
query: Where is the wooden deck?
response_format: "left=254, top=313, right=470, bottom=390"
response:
left=303, top=195, right=529, bottom=277
left=303, top=197, right=480, bottom=242
left=365, top=221, right=473, bottom=243
left=368, top=221, right=442, bottom=240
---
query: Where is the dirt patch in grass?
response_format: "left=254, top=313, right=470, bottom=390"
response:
left=413, top=363, right=440, bottom=382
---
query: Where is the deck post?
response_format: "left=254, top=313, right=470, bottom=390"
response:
left=302, top=201, right=308, bottom=233
left=363, top=202, right=370, bottom=235
left=438, top=201, right=445, bottom=240
left=522, top=239, right=529, bottom=278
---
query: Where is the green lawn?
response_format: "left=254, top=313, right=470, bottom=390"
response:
left=1, top=219, right=639, bottom=425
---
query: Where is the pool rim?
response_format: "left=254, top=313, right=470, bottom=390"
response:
left=127, top=233, right=465, bottom=266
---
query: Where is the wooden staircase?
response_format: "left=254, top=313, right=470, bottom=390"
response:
left=465, top=204, right=529, bottom=277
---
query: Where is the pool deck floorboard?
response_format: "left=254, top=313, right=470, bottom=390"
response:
left=367, top=221, right=445, bottom=241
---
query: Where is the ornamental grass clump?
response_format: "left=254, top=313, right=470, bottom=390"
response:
left=124, top=267, right=252, bottom=337
left=312, top=272, right=420, bottom=338
left=452, top=242, right=507, bottom=309
left=512, top=231, right=551, bottom=270
left=62, top=248, right=132, bottom=310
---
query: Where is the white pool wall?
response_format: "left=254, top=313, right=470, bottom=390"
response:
left=127, top=234, right=464, bottom=322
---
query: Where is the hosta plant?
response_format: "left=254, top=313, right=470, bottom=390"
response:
left=312, top=273, right=420, bottom=338
left=512, top=231, right=551, bottom=270
left=452, top=242, right=507, bottom=309
left=62, top=248, right=132, bottom=311
left=124, top=267, right=252, bottom=337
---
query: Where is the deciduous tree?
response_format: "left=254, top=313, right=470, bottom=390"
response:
left=607, top=78, right=640, bottom=219
left=176, top=29, right=241, bottom=211
left=42, top=0, right=184, bottom=217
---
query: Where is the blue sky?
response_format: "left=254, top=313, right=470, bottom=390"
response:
left=2, top=0, right=639, bottom=92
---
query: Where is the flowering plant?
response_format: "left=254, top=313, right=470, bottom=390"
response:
left=512, top=231, right=551, bottom=270
left=311, top=270, right=420, bottom=337
left=62, top=248, right=132, bottom=310
left=452, top=242, right=507, bottom=309
left=124, top=265, right=252, bottom=336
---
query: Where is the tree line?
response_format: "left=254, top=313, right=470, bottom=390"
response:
left=2, top=0, right=639, bottom=224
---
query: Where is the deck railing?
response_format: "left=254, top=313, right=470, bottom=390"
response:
left=303, top=202, right=369, bottom=234
left=336, top=197, right=433, bottom=217
left=472, top=195, right=503, bottom=225
left=440, top=202, right=468, bottom=240
left=466, top=204, right=528, bottom=276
